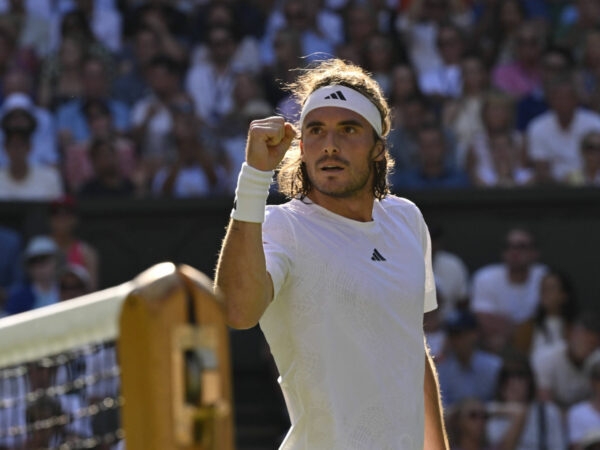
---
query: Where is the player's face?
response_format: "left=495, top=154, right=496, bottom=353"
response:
left=300, top=106, right=383, bottom=199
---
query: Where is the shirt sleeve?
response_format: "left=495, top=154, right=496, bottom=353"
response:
left=263, top=206, right=294, bottom=301
left=416, top=208, right=437, bottom=313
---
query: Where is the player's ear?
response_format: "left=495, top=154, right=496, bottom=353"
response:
left=372, top=139, right=385, bottom=162
left=300, top=140, right=305, bottom=159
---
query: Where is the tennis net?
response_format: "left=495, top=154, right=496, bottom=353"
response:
left=0, top=262, right=235, bottom=450
left=0, top=278, right=132, bottom=450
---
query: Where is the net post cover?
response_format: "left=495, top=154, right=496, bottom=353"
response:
left=118, top=263, right=235, bottom=450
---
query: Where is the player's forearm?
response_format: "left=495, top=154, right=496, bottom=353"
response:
left=214, top=219, right=272, bottom=329
left=423, top=350, right=449, bottom=450
left=215, top=117, right=292, bottom=328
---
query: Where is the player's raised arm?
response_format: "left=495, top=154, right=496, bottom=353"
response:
left=214, top=116, right=295, bottom=329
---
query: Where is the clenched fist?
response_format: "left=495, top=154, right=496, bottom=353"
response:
left=245, top=116, right=296, bottom=172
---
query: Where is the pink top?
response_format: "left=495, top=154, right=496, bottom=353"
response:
left=492, top=62, right=542, bottom=99
left=66, top=241, right=85, bottom=266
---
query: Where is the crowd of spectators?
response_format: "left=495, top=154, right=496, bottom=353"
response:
left=0, top=0, right=599, bottom=203
left=426, top=225, right=600, bottom=449
left=1, top=0, right=600, bottom=449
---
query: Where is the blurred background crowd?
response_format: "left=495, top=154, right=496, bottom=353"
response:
left=0, top=0, right=599, bottom=202
left=1, top=0, right=600, bottom=448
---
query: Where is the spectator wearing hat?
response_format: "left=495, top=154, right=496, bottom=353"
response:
left=0, top=84, right=59, bottom=168
left=0, top=107, right=63, bottom=200
left=49, top=195, right=99, bottom=290
left=2, top=235, right=61, bottom=316
left=435, top=309, right=503, bottom=409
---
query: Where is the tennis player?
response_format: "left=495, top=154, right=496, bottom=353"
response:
left=215, top=58, right=448, bottom=449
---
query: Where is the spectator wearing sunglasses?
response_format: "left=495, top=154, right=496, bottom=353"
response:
left=470, top=227, right=548, bottom=355
left=446, top=397, right=492, bottom=450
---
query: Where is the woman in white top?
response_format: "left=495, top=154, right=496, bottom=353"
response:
left=530, top=269, right=579, bottom=367
left=465, top=91, right=530, bottom=187
left=442, top=54, right=489, bottom=165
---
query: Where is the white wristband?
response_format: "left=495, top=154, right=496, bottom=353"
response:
left=231, top=163, right=274, bottom=223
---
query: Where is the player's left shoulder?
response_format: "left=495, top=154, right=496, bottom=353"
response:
left=379, top=193, right=419, bottom=209
left=378, top=194, right=424, bottom=220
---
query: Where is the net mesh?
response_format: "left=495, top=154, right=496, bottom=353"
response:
left=0, top=283, right=131, bottom=450
left=0, top=341, right=123, bottom=449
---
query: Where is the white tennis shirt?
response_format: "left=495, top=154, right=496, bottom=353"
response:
left=260, top=196, right=437, bottom=450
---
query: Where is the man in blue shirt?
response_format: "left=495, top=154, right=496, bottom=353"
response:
left=56, top=57, right=130, bottom=149
left=436, top=309, right=503, bottom=408
left=390, top=123, right=470, bottom=191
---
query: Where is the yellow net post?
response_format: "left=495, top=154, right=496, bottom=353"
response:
left=118, top=263, right=235, bottom=450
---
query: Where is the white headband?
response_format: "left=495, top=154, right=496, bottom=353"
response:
left=299, top=85, right=383, bottom=137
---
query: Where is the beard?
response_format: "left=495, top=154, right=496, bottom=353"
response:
left=306, top=147, right=377, bottom=199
